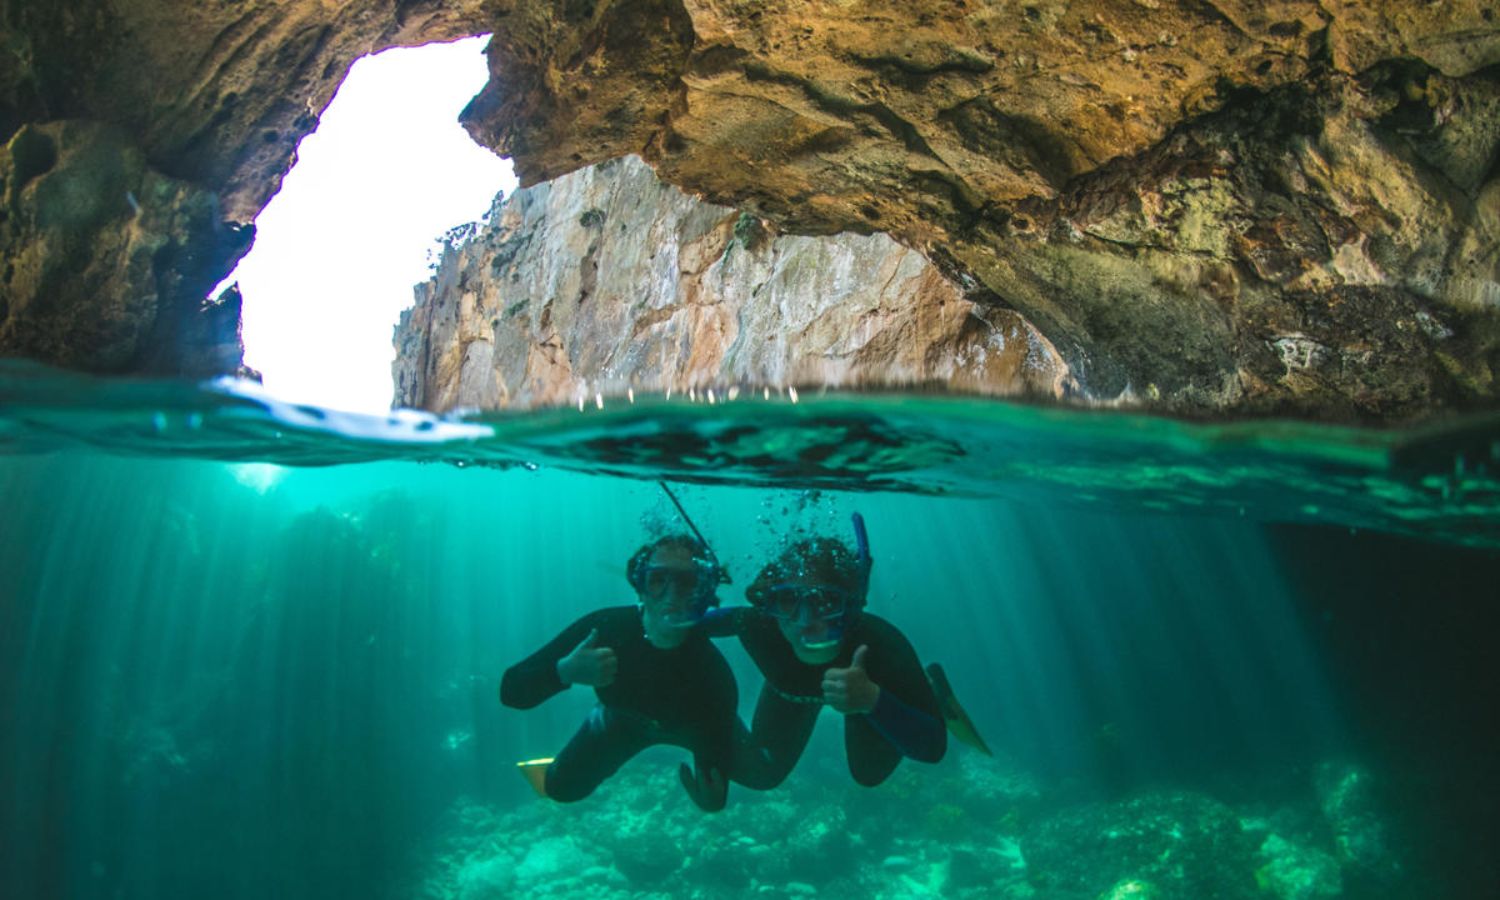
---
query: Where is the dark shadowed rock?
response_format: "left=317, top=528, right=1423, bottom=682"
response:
left=0, top=121, right=253, bottom=375
left=1, top=0, right=486, bottom=375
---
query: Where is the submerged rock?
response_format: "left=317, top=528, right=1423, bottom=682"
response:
left=418, top=754, right=1409, bottom=900
left=0, top=122, right=253, bottom=376
left=1314, top=760, right=1403, bottom=888
left=1255, top=833, right=1342, bottom=900
left=1021, top=791, right=1260, bottom=899
left=454, top=853, right=516, bottom=900
left=1097, top=879, right=1163, bottom=900
left=514, top=835, right=604, bottom=891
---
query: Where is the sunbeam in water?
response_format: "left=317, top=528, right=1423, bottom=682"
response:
left=1, top=364, right=1497, bottom=899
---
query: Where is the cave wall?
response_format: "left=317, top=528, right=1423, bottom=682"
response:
left=463, top=0, right=1500, bottom=420
left=0, top=0, right=485, bottom=376
left=4, top=1, right=1500, bottom=419
left=394, top=155, right=1071, bottom=411
left=0, top=120, right=253, bottom=374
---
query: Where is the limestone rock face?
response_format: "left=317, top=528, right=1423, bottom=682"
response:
left=463, top=0, right=1500, bottom=420
left=394, top=156, right=1070, bottom=412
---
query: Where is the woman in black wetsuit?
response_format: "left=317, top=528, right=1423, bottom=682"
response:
left=721, top=516, right=947, bottom=789
left=499, top=534, right=739, bottom=811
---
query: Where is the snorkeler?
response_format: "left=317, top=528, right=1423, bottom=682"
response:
left=499, top=533, right=739, bottom=811
left=710, top=514, right=951, bottom=789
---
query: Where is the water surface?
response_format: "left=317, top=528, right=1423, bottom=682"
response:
left=2, top=364, right=1496, bottom=898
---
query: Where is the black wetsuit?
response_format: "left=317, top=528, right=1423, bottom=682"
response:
left=500, top=605, right=738, bottom=804
left=725, top=609, right=946, bottom=788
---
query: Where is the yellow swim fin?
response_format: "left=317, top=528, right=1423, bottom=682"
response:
left=926, top=663, right=993, bottom=756
left=516, top=757, right=553, bottom=797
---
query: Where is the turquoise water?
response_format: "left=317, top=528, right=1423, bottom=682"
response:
left=2, top=363, right=1497, bottom=898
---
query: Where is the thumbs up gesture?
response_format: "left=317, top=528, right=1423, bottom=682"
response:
left=557, top=628, right=618, bottom=687
left=822, top=644, right=879, bottom=714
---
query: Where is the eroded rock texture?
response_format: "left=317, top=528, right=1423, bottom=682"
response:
left=4, top=1, right=1499, bottom=420
left=1, top=121, right=253, bottom=375
left=463, top=0, right=1500, bottom=420
left=394, top=156, right=1070, bottom=411
left=1, top=0, right=483, bottom=374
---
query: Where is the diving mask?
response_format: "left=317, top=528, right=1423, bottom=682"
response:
left=639, top=560, right=720, bottom=626
left=764, top=583, right=855, bottom=623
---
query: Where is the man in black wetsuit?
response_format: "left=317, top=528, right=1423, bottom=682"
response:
left=499, top=534, right=738, bottom=811
left=721, top=516, right=947, bottom=789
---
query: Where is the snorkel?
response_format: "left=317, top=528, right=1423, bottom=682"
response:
left=852, top=511, right=872, bottom=598
left=645, top=482, right=730, bottom=630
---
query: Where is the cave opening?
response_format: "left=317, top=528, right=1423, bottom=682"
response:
left=220, top=36, right=516, bottom=414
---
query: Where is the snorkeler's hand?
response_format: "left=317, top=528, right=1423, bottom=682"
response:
left=557, top=628, right=617, bottom=687
left=822, top=644, right=879, bottom=714
left=678, top=762, right=727, bottom=812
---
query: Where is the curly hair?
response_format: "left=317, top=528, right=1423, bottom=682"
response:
left=626, top=534, right=721, bottom=595
left=746, top=536, right=865, bottom=608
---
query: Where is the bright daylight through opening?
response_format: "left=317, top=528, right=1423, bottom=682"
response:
left=224, top=36, right=516, bottom=414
